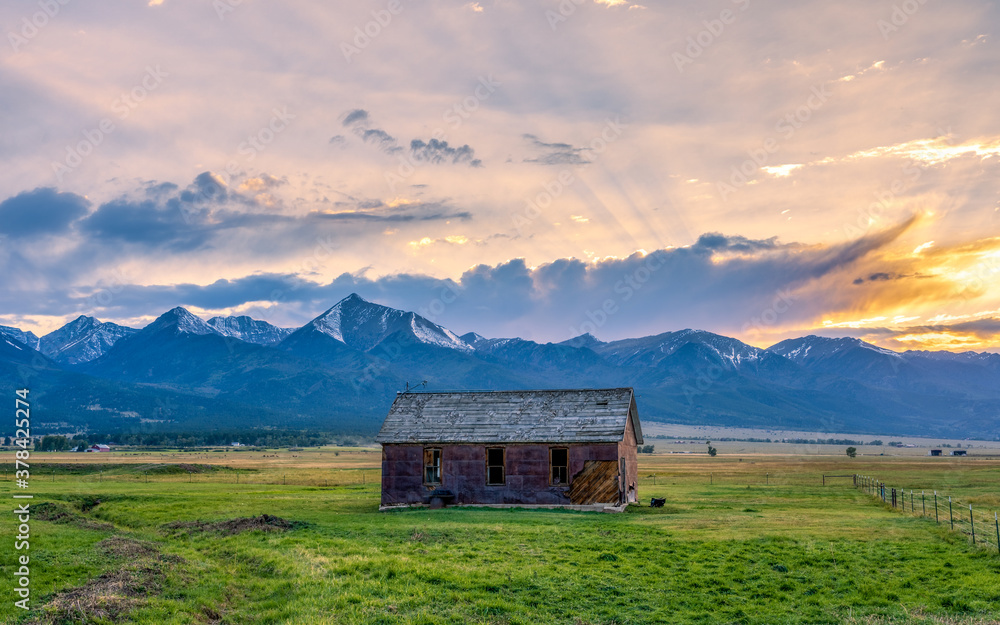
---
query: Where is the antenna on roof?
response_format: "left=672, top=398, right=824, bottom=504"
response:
left=403, top=380, right=427, bottom=393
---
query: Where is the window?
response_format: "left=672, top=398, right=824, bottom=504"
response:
left=550, top=447, right=568, bottom=485
left=424, top=448, right=441, bottom=484
left=486, top=447, right=505, bottom=485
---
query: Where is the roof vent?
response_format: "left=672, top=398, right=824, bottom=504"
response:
left=596, top=400, right=609, bottom=405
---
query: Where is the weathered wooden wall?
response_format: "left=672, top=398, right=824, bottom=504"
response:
left=618, top=409, right=639, bottom=502
left=381, top=442, right=622, bottom=506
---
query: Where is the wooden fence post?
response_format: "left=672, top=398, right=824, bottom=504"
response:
left=921, top=491, right=925, bottom=516
left=970, top=505, right=975, bottom=544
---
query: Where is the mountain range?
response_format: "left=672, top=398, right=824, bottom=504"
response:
left=2, top=294, right=999, bottom=439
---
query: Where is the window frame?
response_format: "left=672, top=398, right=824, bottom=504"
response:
left=485, top=446, right=505, bottom=485
left=550, top=447, right=569, bottom=485
left=423, top=447, right=442, bottom=484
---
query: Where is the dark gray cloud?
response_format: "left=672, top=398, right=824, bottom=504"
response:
left=852, top=271, right=925, bottom=284
left=309, top=201, right=471, bottom=223
left=694, top=233, right=781, bottom=253
left=341, top=109, right=369, bottom=127
left=340, top=109, right=482, bottom=164
left=0, top=188, right=90, bottom=238
left=522, top=134, right=590, bottom=165
left=64, top=220, right=914, bottom=341
left=341, top=108, right=402, bottom=154
left=79, top=198, right=211, bottom=251
left=76, top=172, right=272, bottom=252
left=360, top=129, right=402, bottom=153
left=410, top=139, right=481, bottom=167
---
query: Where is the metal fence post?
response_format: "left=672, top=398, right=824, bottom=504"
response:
left=934, top=492, right=938, bottom=523
left=995, top=512, right=999, bottom=553
left=921, top=491, right=925, bottom=517
left=949, top=497, right=953, bottom=530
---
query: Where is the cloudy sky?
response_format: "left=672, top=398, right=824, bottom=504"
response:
left=2, top=0, right=999, bottom=351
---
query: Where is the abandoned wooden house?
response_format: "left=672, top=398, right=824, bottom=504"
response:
left=375, top=388, right=643, bottom=509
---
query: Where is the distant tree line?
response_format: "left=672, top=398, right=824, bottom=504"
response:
left=653, top=436, right=881, bottom=445
left=36, top=435, right=72, bottom=451
left=8, top=430, right=368, bottom=449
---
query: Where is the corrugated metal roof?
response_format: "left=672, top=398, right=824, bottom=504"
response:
left=375, top=388, right=642, bottom=444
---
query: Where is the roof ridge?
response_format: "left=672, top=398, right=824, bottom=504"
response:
left=376, top=388, right=639, bottom=444
left=397, top=387, right=634, bottom=394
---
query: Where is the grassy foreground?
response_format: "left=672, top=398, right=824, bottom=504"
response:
left=1, top=450, right=998, bottom=624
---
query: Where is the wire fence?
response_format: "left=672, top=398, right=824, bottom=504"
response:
left=855, top=474, right=1000, bottom=555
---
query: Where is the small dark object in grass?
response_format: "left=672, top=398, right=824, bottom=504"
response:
left=162, top=514, right=305, bottom=536
left=772, top=564, right=788, bottom=573
left=650, top=497, right=666, bottom=508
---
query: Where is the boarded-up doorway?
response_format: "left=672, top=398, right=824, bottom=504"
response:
left=569, top=460, right=619, bottom=504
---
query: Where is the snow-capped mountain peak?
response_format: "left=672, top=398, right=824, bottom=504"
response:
left=460, top=332, right=490, bottom=349
left=148, top=307, right=219, bottom=336
left=303, top=293, right=472, bottom=353
left=558, top=333, right=605, bottom=350
left=769, top=335, right=903, bottom=363
left=39, top=316, right=137, bottom=365
left=0, top=325, right=41, bottom=350
left=207, top=315, right=292, bottom=345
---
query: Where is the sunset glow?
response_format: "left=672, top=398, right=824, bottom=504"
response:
left=0, top=0, right=998, bottom=353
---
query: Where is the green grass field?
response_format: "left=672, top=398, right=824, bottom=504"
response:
left=1, top=449, right=999, bottom=624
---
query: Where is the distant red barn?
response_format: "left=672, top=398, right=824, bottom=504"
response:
left=375, top=388, right=642, bottom=510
